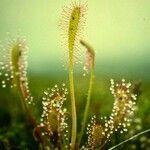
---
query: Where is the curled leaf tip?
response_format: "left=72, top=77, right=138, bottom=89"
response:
left=80, top=40, right=95, bottom=74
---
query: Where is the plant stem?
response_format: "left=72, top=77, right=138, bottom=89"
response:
left=69, top=55, right=77, bottom=149
left=78, top=67, right=94, bottom=146
left=19, top=80, right=36, bottom=126
left=18, top=78, right=45, bottom=149
left=108, top=129, right=150, bottom=150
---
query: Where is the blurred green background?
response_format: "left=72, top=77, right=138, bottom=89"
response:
left=0, top=0, right=150, bottom=79
left=0, top=0, right=150, bottom=149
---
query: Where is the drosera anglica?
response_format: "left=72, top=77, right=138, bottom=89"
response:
left=34, top=84, right=69, bottom=149
left=83, top=79, right=137, bottom=149
left=60, top=1, right=87, bottom=65
left=60, top=2, right=87, bottom=149
left=78, top=39, right=95, bottom=146
left=0, top=37, right=33, bottom=105
left=0, top=1, right=149, bottom=150
left=0, top=36, right=45, bottom=147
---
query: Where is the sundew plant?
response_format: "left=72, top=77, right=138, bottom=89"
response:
left=0, top=1, right=150, bottom=150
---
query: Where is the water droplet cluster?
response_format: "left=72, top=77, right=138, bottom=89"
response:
left=85, top=79, right=137, bottom=149
left=86, top=116, right=104, bottom=149
left=109, top=79, right=137, bottom=133
left=0, top=38, right=33, bottom=104
left=38, top=84, right=69, bottom=145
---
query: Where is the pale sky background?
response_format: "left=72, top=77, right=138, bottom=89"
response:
left=0, top=0, right=150, bottom=78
